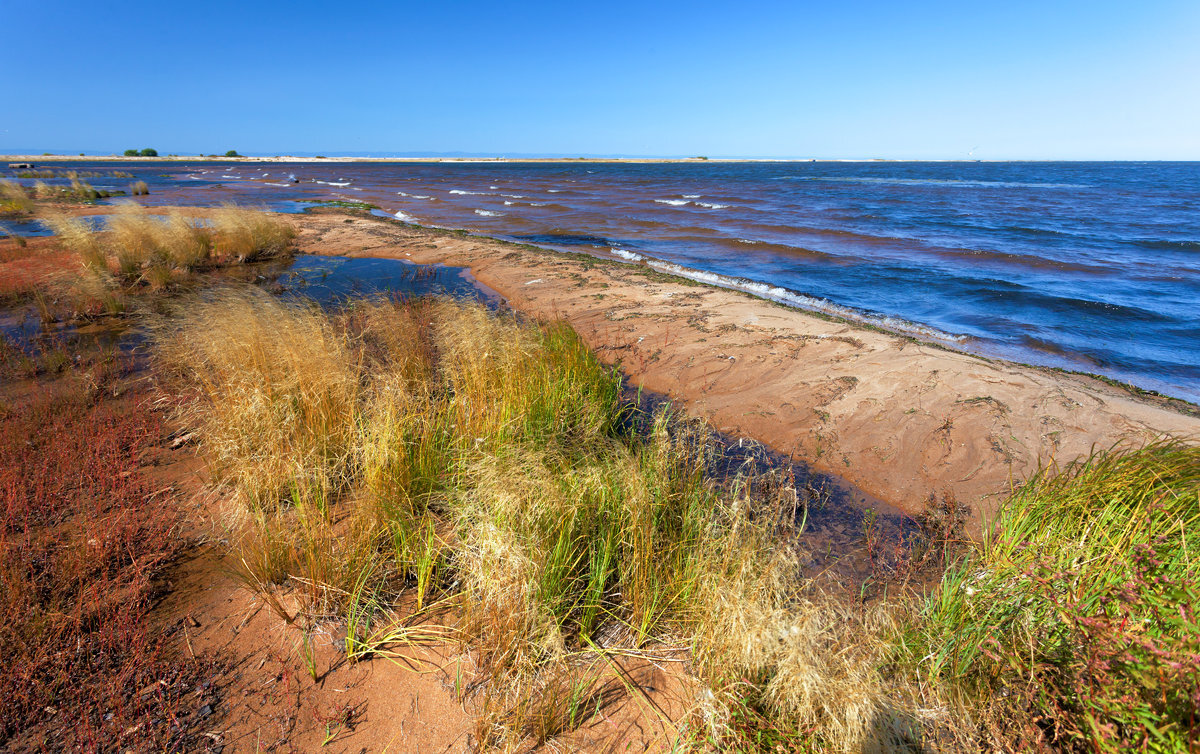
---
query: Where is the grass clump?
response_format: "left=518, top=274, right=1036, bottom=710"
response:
left=211, top=204, right=298, bottom=262
left=42, top=204, right=295, bottom=307
left=153, top=288, right=360, bottom=509
left=31, top=172, right=122, bottom=203
left=151, top=289, right=931, bottom=751
left=904, top=441, right=1200, bottom=751
left=0, top=180, right=35, bottom=216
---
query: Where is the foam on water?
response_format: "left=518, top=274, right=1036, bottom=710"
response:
left=631, top=256, right=969, bottom=344
left=654, top=199, right=689, bottom=206
left=609, top=247, right=645, bottom=261
left=474, top=209, right=503, bottom=217
left=450, top=189, right=489, bottom=195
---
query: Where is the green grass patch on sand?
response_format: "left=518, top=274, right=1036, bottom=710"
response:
left=903, top=441, right=1200, bottom=752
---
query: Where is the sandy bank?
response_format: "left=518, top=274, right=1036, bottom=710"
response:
left=265, top=210, right=1200, bottom=525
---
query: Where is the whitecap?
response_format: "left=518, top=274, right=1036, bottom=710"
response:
left=394, top=210, right=419, bottom=223
left=474, top=209, right=503, bottom=217
left=654, top=199, right=689, bottom=206
left=696, top=202, right=728, bottom=209
left=682, top=194, right=701, bottom=198
left=449, top=189, right=489, bottom=195
left=610, top=248, right=645, bottom=261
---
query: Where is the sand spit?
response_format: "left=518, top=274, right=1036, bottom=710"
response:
left=273, top=209, right=1200, bottom=525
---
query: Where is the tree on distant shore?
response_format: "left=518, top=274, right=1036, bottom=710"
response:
left=224, top=150, right=241, bottom=157
left=139, top=148, right=158, bottom=157
left=123, top=149, right=139, bottom=156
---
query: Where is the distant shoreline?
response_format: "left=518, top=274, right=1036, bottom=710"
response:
left=5, top=154, right=1194, bottom=164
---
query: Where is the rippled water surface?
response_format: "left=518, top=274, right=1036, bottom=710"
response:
left=6, top=160, right=1198, bottom=402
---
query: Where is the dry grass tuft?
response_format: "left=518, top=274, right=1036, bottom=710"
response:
left=150, top=289, right=966, bottom=751
left=152, top=287, right=360, bottom=509
left=0, top=180, right=34, bottom=216
left=211, top=204, right=297, bottom=262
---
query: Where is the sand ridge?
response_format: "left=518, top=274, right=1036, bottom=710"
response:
left=291, top=210, right=1198, bottom=528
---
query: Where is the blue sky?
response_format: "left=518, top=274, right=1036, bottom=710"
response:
left=2, top=0, right=1198, bottom=159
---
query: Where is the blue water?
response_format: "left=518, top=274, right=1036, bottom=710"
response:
left=7, top=160, right=1199, bottom=402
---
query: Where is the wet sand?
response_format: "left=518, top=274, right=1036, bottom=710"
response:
left=275, top=208, right=1200, bottom=530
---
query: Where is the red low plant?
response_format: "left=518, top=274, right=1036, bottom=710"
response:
left=0, top=374, right=212, bottom=751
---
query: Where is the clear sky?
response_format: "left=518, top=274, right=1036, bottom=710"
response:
left=3, top=0, right=1198, bottom=159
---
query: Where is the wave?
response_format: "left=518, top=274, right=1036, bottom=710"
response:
left=654, top=199, right=689, bottom=206
left=315, top=180, right=351, bottom=187
left=609, top=247, right=645, bottom=261
left=635, top=258, right=968, bottom=343
left=682, top=194, right=701, bottom=199
left=474, top=209, right=503, bottom=217
left=449, top=189, right=489, bottom=195
left=394, top=210, right=419, bottom=223
left=696, top=202, right=729, bottom=209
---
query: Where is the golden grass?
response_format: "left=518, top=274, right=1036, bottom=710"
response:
left=211, top=204, right=297, bottom=262
left=0, top=180, right=34, bottom=216
left=152, top=289, right=959, bottom=751
left=153, top=287, right=360, bottom=508
left=38, top=204, right=294, bottom=310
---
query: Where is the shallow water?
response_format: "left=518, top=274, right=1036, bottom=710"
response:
left=279, top=254, right=496, bottom=305
left=0, top=254, right=492, bottom=355
left=8, top=160, right=1200, bottom=402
